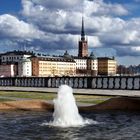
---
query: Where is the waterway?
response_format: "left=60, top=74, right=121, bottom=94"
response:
left=0, top=111, right=140, bottom=140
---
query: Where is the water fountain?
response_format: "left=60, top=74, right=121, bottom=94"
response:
left=43, top=85, right=95, bottom=127
left=0, top=85, right=139, bottom=139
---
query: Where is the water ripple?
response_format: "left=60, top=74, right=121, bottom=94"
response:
left=0, top=111, right=140, bottom=140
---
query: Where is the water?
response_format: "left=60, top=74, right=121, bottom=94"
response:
left=44, top=85, right=94, bottom=127
left=0, top=85, right=140, bottom=139
left=0, top=111, right=140, bottom=140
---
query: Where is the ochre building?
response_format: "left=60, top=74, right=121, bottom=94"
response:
left=31, top=56, right=76, bottom=77
left=98, top=57, right=117, bottom=76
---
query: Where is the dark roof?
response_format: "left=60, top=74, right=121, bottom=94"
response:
left=63, top=50, right=73, bottom=59
left=31, top=56, right=75, bottom=63
left=97, top=57, right=115, bottom=60
left=73, top=56, right=88, bottom=59
left=89, top=52, right=97, bottom=60
left=1, top=50, right=34, bottom=56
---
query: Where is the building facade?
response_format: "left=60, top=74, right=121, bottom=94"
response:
left=1, top=50, right=33, bottom=63
left=87, top=53, right=98, bottom=76
left=98, top=57, right=117, bottom=76
left=18, top=58, right=32, bottom=77
left=31, top=56, right=76, bottom=77
left=0, top=64, right=17, bottom=77
left=73, top=57, right=87, bottom=75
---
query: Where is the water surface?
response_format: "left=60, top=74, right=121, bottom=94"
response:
left=0, top=111, right=140, bottom=140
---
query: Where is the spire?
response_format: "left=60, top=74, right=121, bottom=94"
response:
left=81, top=16, right=85, bottom=41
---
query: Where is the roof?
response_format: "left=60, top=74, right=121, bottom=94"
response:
left=73, top=56, right=88, bottom=60
left=1, top=50, right=34, bottom=56
left=31, top=56, right=76, bottom=63
left=97, top=57, right=115, bottom=60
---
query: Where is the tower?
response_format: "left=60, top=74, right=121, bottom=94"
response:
left=78, top=16, right=88, bottom=57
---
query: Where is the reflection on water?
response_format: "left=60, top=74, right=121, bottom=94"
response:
left=0, top=111, right=140, bottom=140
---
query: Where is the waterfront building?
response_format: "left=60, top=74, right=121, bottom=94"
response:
left=0, top=64, right=17, bottom=77
left=0, top=15, right=119, bottom=77
left=98, top=57, right=117, bottom=76
left=31, top=56, right=76, bottom=77
left=1, top=50, right=33, bottom=63
left=18, top=58, right=32, bottom=77
left=87, top=52, right=98, bottom=76
left=73, top=57, right=87, bottom=76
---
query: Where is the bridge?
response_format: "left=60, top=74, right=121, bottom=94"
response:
left=0, top=76, right=139, bottom=90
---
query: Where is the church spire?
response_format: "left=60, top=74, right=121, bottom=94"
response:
left=78, top=16, right=88, bottom=57
left=81, top=16, right=85, bottom=41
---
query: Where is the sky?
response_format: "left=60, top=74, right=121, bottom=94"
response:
left=0, top=0, right=140, bottom=66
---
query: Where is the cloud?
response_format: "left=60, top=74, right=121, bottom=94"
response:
left=19, top=0, right=140, bottom=57
left=33, top=0, right=81, bottom=9
left=84, top=0, right=129, bottom=16
left=0, top=0, right=140, bottom=60
left=0, top=14, right=45, bottom=40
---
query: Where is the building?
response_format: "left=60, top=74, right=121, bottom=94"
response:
left=18, top=58, right=32, bottom=77
left=98, top=57, right=117, bottom=76
left=87, top=52, right=98, bottom=76
left=0, top=64, right=17, bottom=77
left=78, top=17, right=88, bottom=57
left=31, top=56, right=76, bottom=77
left=73, top=57, right=87, bottom=75
left=1, top=50, right=33, bottom=63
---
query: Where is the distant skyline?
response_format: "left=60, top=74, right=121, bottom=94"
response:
left=0, top=0, right=140, bottom=66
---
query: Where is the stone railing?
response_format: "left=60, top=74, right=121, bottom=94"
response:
left=0, top=76, right=139, bottom=90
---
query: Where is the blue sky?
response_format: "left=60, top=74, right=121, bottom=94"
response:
left=0, top=0, right=140, bottom=66
left=0, top=0, right=21, bottom=14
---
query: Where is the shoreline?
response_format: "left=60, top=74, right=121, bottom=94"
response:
left=0, top=97, right=140, bottom=112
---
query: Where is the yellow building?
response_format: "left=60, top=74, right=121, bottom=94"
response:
left=31, top=56, right=76, bottom=77
left=98, top=57, right=117, bottom=76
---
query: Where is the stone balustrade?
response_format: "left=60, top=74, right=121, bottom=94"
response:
left=0, top=76, right=139, bottom=90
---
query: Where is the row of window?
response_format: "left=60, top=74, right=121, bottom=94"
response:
left=2, top=56, right=23, bottom=60
left=39, top=63, right=75, bottom=66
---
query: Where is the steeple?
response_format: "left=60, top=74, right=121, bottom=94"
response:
left=78, top=16, right=88, bottom=57
left=81, top=16, right=85, bottom=41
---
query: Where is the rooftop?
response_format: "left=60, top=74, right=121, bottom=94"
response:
left=1, top=50, right=35, bottom=56
left=31, top=56, right=75, bottom=63
left=97, top=57, right=115, bottom=60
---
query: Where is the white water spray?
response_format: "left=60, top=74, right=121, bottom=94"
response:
left=43, top=85, right=96, bottom=127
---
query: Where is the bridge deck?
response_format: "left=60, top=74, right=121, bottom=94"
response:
left=0, top=87, right=140, bottom=97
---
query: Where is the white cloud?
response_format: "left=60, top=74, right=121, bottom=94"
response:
left=21, top=0, right=46, bottom=17
left=0, top=14, right=45, bottom=40
left=0, top=0, right=139, bottom=59
left=84, top=0, right=128, bottom=16
left=88, top=36, right=102, bottom=47
left=19, top=0, right=140, bottom=57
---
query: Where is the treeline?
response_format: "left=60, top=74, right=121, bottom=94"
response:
left=117, top=64, right=140, bottom=75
